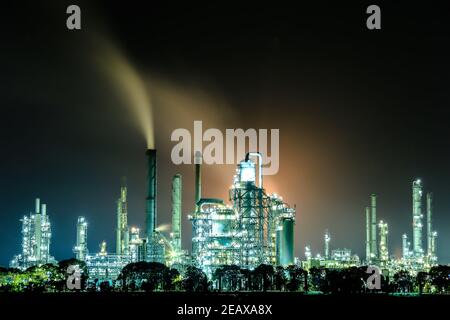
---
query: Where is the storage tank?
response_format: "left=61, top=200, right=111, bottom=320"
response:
left=277, top=217, right=294, bottom=266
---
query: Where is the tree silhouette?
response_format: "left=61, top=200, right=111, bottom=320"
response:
left=182, top=266, right=208, bottom=292
left=253, top=264, right=274, bottom=291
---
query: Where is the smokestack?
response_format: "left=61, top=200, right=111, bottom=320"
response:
left=365, top=206, right=371, bottom=262
left=41, top=203, right=47, bottom=215
left=427, top=192, right=433, bottom=256
left=370, top=194, right=378, bottom=260
left=171, top=174, right=182, bottom=252
left=145, top=149, right=157, bottom=239
left=194, top=151, right=202, bottom=211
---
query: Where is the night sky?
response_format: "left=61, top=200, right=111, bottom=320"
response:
left=1, top=1, right=450, bottom=266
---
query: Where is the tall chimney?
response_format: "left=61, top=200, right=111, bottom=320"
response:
left=145, top=149, right=157, bottom=239
left=370, top=194, right=378, bottom=259
left=427, top=192, right=433, bottom=256
left=365, top=206, right=371, bottom=263
left=171, top=174, right=182, bottom=252
left=194, top=151, right=202, bottom=212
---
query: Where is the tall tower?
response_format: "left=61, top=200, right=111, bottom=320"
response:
left=74, top=216, right=88, bottom=261
left=116, top=178, right=129, bottom=256
left=10, top=198, right=55, bottom=269
left=378, top=220, right=389, bottom=264
left=145, top=149, right=157, bottom=239
left=370, top=194, right=378, bottom=260
left=171, top=174, right=182, bottom=253
left=324, top=230, right=330, bottom=260
left=426, top=192, right=432, bottom=256
left=412, top=179, right=423, bottom=257
left=402, top=234, right=410, bottom=259
left=426, top=192, right=438, bottom=264
left=365, top=207, right=371, bottom=263
left=194, top=151, right=202, bottom=212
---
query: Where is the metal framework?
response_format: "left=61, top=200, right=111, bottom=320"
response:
left=190, top=155, right=296, bottom=277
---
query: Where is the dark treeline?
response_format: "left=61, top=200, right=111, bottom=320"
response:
left=1, top=261, right=449, bottom=294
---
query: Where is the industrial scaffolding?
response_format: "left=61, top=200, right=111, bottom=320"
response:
left=190, top=153, right=296, bottom=276
left=10, top=198, right=56, bottom=269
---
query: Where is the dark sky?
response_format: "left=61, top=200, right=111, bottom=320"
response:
left=1, top=1, right=449, bottom=266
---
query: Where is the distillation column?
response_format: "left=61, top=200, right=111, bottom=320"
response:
left=145, top=149, right=157, bottom=239
left=412, top=179, right=423, bottom=257
left=171, top=174, right=182, bottom=253
left=74, top=216, right=88, bottom=261
left=426, top=192, right=432, bottom=257
left=116, top=178, right=129, bottom=256
left=324, top=229, right=330, bottom=260
left=378, top=221, right=389, bottom=264
left=365, top=207, right=371, bottom=263
left=426, top=192, right=438, bottom=263
left=370, top=194, right=378, bottom=260
left=194, top=151, right=202, bottom=212
left=402, top=234, right=409, bottom=259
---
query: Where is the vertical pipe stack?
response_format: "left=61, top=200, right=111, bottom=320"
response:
left=402, top=234, right=408, bottom=259
left=171, top=174, right=182, bottom=252
left=370, top=194, right=378, bottom=260
left=412, top=179, right=423, bottom=257
left=378, top=220, right=389, bottom=263
left=75, top=216, right=88, bottom=261
left=116, top=178, right=129, bottom=255
left=426, top=192, right=432, bottom=256
left=194, top=151, right=202, bottom=212
left=35, top=198, right=42, bottom=260
left=145, top=149, right=157, bottom=239
left=324, top=230, right=330, bottom=260
left=366, top=206, right=371, bottom=262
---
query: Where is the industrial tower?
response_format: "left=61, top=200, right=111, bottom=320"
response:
left=412, top=179, right=424, bottom=258
left=170, top=174, right=183, bottom=258
left=378, top=220, right=389, bottom=265
left=10, top=198, right=56, bottom=269
left=74, top=216, right=88, bottom=261
left=324, top=230, right=330, bottom=260
left=365, top=194, right=378, bottom=263
left=116, top=178, right=129, bottom=256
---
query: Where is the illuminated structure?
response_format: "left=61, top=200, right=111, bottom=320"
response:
left=145, top=149, right=165, bottom=263
left=10, top=198, right=56, bottom=270
left=116, top=178, right=129, bottom=256
left=364, top=194, right=378, bottom=264
left=324, top=230, right=330, bottom=260
left=378, top=220, right=389, bottom=266
left=86, top=241, right=130, bottom=281
left=365, top=207, right=371, bottom=262
left=370, top=194, right=378, bottom=262
left=171, top=174, right=182, bottom=252
left=426, top=192, right=438, bottom=264
left=402, top=234, right=411, bottom=260
left=190, top=152, right=296, bottom=276
left=412, top=179, right=424, bottom=258
left=303, top=243, right=360, bottom=269
left=73, top=216, right=88, bottom=261
left=399, top=179, right=438, bottom=270
left=129, top=227, right=144, bottom=262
